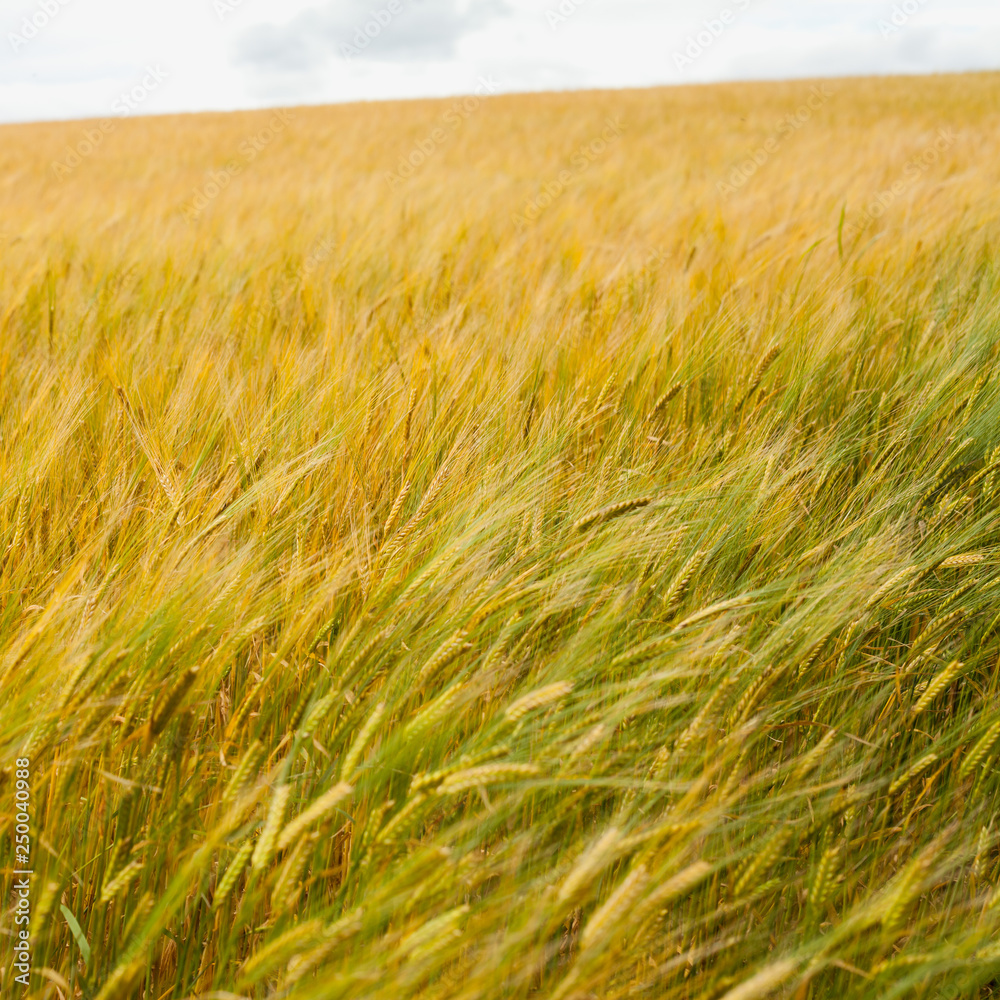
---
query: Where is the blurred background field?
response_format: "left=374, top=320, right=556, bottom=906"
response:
left=2, top=71, right=1000, bottom=999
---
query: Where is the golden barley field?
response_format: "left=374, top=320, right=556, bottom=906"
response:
left=3, top=70, right=1000, bottom=1000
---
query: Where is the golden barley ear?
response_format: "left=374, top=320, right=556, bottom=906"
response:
left=648, top=380, right=684, bottom=421
left=573, top=496, right=653, bottom=533
left=734, top=343, right=782, bottom=413
left=911, top=660, right=963, bottom=715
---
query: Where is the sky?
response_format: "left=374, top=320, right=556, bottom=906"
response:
left=0, top=0, right=998, bottom=124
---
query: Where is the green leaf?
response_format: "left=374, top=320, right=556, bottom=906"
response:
left=60, top=904, right=91, bottom=967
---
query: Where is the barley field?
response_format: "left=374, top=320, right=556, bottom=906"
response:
left=3, top=71, right=1000, bottom=1000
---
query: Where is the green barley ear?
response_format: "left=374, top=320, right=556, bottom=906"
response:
left=381, top=479, right=412, bottom=542
left=888, top=752, right=939, bottom=796
left=409, top=746, right=511, bottom=794
left=578, top=864, right=649, bottom=953
left=416, top=631, right=473, bottom=684
left=734, top=344, right=782, bottom=413
left=912, top=660, right=963, bottom=715
left=504, top=681, right=573, bottom=723
left=807, top=840, right=842, bottom=915
left=93, top=956, right=147, bottom=1000
left=299, top=686, right=341, bottom=740
left=971, top=824, right=991, bottom=888
left=121, top=891, right=155, bottom=943
left=397, top=905, right=470, bottom=963
left=732, top=827, right=791, bottom=899
left=717, top=959, right=799, bottom=1000
left=573, top=496, right=653, bottom=533
left=273, top=830, right=318, bottom=913
left=251, top=783, right=292, bottom=871
left=237, top=919, right=326, bottom=989
left=212, top=837, right=254, bottom=910
left=339, top=701, right=386, bottom=782
left=400, top=683, right=469, bottom=746
left=865, top=565, right=918, bottom=611
left=222, top=739, right=266, bottom=806
left=100, top=859, right=143, bottom=905
left=661, top=548, right=707, bottom=617
left=881, top=837, right=945, bottom=935
left=282, top=910, right=365, bottom=986
left=938, top=552, right=984, bottom=569
left=436, top=762, right=541, bottom=794
left=959, top=722, right=1000, bottom=780
left=648, top=381, right=684, bottom=421
left=790, top=728, right=838, bottom=784
left=340, top=623, right=395, bottom=685
left=590, top=372, right=615, bottom=414
left=145, top=664, right=200, bottom=746
left=277, top=781, right=353, bottom=851
left=557, top=827, right=623, bottom=906
left=29, top=879, right=62, bottom=942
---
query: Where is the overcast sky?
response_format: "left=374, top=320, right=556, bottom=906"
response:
left=0, top=0, right=998, bottom=124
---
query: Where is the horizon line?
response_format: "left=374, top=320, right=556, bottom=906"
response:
left=2, top=64, right=998, bottom=130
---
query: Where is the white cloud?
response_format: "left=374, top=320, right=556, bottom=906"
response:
left=0, top=0, right=996, bottom=124
left=235, top=0, right=512, bottom=72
